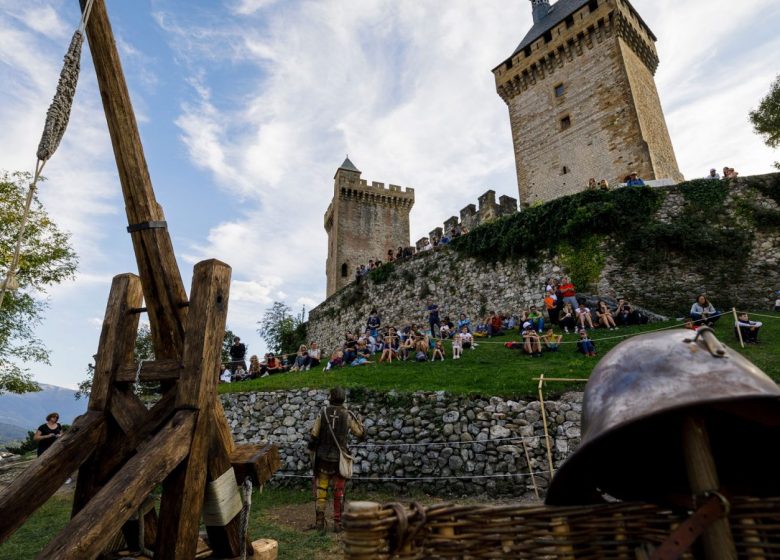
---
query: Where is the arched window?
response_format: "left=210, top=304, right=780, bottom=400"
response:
left=341, top=263, right=348, bottom=277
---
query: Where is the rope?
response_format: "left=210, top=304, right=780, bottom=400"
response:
left=284, top=435, right=545, bottom=449
left=273, top=470, right=554, bottom=481
left=239, top=477, right=252, bottom=560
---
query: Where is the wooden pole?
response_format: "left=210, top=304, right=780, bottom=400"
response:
left=537, top=375, right=555, bottom=479
left=155, top=260, right=234, bottom=559
left=520, top=437, right=540, bottom=500
left=80, top=0, right=188, bottom=359
left=0, top=412, right=105, bottom=543
left=681, top=415, right=737, bottom=560
left=733, top=307, right=745, bottom=349
left=36, top=411, right=196, bottom=560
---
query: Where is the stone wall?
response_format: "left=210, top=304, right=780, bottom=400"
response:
left=222, top=389, right=583, bottom=499
left=308, top=177, right=780, bottom=353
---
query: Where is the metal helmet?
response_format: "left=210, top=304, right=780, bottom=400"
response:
left=546, top=328, right=780, bottom=506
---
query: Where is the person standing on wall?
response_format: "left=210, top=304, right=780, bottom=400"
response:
left=34, top=412, right=62, bottom=457
left=308, top=387, right=365, bottom=532
left=229, top=336, right=247, bottom=371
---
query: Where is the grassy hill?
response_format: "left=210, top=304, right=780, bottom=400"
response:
left=220, top=312, right=780, bottom=399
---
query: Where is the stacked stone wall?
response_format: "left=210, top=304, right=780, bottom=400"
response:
left=222, top=389, right=583, bottom=500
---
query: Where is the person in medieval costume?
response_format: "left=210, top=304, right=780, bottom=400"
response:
left=308, top=387, right=365, bottom=532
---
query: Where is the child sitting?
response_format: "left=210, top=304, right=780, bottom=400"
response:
left=432, top=339, right=445, bottom=361
left=323, top=350, right=344, bottom=371
left=521, top=322, right=542, bottom=357
left=379, top=328, right=399, bottom=363
left=576, top=330, right=596, bottom=357
left=460, top=326, right=475, bottom=350
left=542, top=329, right=562, bottom=352
left=735, top=312, right=763, bottom=343
left=351, top=342, right=373, bottom=366
left=452, top=332, right=463, bottom=359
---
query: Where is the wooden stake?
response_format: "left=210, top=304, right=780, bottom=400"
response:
left=537, top=375, right=555, bottom=479
left=520, top=437, right=540, bottom=500
left=733, top=307, right=745, bottom=349
left=36, top=410, right=196, bottom=560
left=681, top=415, right=737, bottom=560
left=155, top=260, right=233, bottom=559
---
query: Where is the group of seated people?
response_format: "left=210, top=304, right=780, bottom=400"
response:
left=354, top=247, right=417, bottom=280
left=688, top=294, right=764, bottom=344
left=219, top=343, right=323, bottom=383
left=705, top=167, right=739, bottom=180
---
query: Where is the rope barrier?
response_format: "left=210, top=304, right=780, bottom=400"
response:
left=272, top=470, right=554, bottom=482
left=282, top=435, right=544, bottom=449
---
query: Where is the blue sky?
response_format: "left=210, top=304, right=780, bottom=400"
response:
left=1, top=0, right=779, bottom=389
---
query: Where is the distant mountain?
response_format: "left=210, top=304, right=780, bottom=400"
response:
left=0, top=422, right=28, bottom=445
left=0, top=383, right=87, bottom=431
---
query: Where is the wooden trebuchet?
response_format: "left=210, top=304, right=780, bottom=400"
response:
left=36, top=410, right=197, bottom=560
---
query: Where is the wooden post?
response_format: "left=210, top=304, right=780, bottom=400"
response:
left=733, top=308, right=745, bottom=349
left=681, top=415, right=737, bottom=560
left=73, top=274, right=143, bottom=516
left=537, top=375, right=555, bottom=478
left=520, top=437, right=540, bottom=500
left=36, top=410, right=196, bottom=560
left=155, top=260, right=233, bottom=559
left=0, top=411, right=105, bottom=543
left=80, top=0, right=188, bottom=359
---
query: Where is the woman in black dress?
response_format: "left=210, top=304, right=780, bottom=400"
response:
left=34, top=412, right=62, bottom=456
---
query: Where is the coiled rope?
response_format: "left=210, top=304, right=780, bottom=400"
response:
left=0, top=0, right=95, bottom=309
left=239, top=477, right=253, bottom=560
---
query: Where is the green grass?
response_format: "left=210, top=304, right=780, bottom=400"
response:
left=0, top=494, right=71, bottom=560
left=221, top=313, right=780, bottom=399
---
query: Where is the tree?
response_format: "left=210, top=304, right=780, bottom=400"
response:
left=257, top=302, right=307, bottom=356
left=750, top=74, right=780, bottom=168
left=222, top=328, right=237, bottom=364
left=1, top=171, right=78, bottom=395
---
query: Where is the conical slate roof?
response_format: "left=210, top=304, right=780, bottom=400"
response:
left=338, top=157, right=361, bottom=173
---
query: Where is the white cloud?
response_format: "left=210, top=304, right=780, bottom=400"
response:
left=229, top=0, right=281, bottom=16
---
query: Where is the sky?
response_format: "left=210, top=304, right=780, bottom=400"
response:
left=1, top=0, right=778, bottom=390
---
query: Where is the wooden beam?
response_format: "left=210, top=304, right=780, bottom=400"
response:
left=36, top=411, right=196, bottom=560
left=115, top=359, right=183, bottom=383
left=231, top=442, right=281, bottom=487
left=80, top=0, right=188, bottom=360
left=0, top=411, right=105, bottom=543
left=155, top=260, right=232, bottom=559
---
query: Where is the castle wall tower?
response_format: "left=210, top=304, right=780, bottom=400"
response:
left=324, top=158, right=415, bottom=296
left=493, top=0, right=683, bottom=207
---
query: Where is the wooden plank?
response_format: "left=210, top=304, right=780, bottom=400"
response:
left=87, top=274, right=143, bottom=412
left=36, top=410, right=196, bottom=560
left=108, top=385, right=150, bottom=436
left=0, top=411, right=104, bottom=544
left=81, top=0, right=188, bottom=359
left=155, top=260, right=231, bottom=559
left=231, top=442, right=281, bottom=487
left=115, top=359, right=183, bottom=383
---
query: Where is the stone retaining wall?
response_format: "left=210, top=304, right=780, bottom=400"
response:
left=222, top=389, right=583, bottom=499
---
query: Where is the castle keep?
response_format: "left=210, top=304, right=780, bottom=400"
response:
left=493, top=0, right=683, bottom=207
left=324, top=158, right=415, bottom=296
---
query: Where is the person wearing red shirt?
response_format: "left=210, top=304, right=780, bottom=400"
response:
left=559, top=277, right=579, bottom=309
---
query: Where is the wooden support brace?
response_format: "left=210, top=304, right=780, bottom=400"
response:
left=36, top=410, right=196, bottom=560
left=0, top=411, right=105, bottom=543
left=155, top=260, right=233, bottom=559
left=231, top=442, right=282, bottom=487
left=115, top=359, right=183, bottom=383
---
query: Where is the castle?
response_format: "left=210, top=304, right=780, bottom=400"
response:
left=493, top=0, right=683, bottom=207
left=324, top=158, right=415, bottom=296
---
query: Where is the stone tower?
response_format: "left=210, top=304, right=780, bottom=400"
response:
left=493, top=0, right=683, bottom=207
left=324, top=158, right=415, bottom=296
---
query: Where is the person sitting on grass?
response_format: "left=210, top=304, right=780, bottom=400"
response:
left=521, top=322, right=543, bottom=357
left=379, top=328, right=399, bottom=363
left=690, top=294, right=720, bottom=326
left=351, top=342, right=373, bottom=366
left=460, top=326, right=475, bottom=350
left=559, top=302, right=576, bottom=334
left=308, top=342, right=321, bottom=368
left=399, top=334, right=415, bottom=361
left=233, top=363, right=248, bottom=381
left=542, top=329, right=562, bottom=352
left=440, top=316, right=455, bottom=338
left=576, top=330, right=597, bottom=357
left=474, top=320, right=489, bottom=337
left=488, top=311, right=504, bottom=337
left=291, top=344, right=310, bottom=372
left=323, top=350, right=343, bottom=372
left=343, top=332, right=358, bottom=364
left=524, top=305, right=545, bottom=333
left=452, top=331, right=463, bottom=359
left=576, top=302, right=595, bottom=331
left=432, top=339, right=445, bottom=361
left=266, top=354, right=285, bottom=374
left=457, top=313, right=471, bottom=333
left=595, top=300, right=618, bottom=330
left=545, top=289, right=559, bottom=326
left=735, top=312, right=763, bottom=344
left=219, top=365, right=232, bottom=383
left=248, top=355, right=262, bottom=379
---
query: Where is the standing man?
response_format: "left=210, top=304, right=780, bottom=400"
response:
left=426, top=299, right=441, bottom=338
left=229, top=336, right=247, bottom=371
left=308, top=387, right=365, bottom=532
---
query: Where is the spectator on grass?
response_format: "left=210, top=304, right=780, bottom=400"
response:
left=233, top=363, right=248, bottom=381
left=521, top=322, right=543, bottom=357
left=343, top=332, right=358, bottom=364
left=735, top=312, right=762, bottom=344
left=542, top=329, right=562, bottom=352
left=34, top=412, right=62, bottom=457
left=431, top=340, right=445, bottom=361
left=324, top=350, right=344, bottom=371
left=229, top=336, right=247, bottom=371
left=488, top=311, right=504, bottom=337
left=291, top=344, right=310, bottom=372
left=460, top=325, right=475, bottom=350
left=367, top=309, right=381, bottom=338
left=599, top=179, right=610, bottom=191
left=219, top=365, right=232, bottom=384
left=400, top=334, right=415, bottom=361
left=265, top=354, right=285, bottom=374
left=559, top=277, right=579, bottom=310
left=524, top=305, right=545, bottom=333
left=626, top=172, right=646, bottom=187
left=387, top=249, right=395, bottom=263
left=576, top=330, right=597, bottom=357
left=426, top=299, right=441, bottom=337
left=248, top=355, right=263, bottom=379
left=587, top=178, right=597, bottom=191
left=690, top=294, right=720, bottom=327
left=576, top=302, right=595, bottom=331
left=440, top=316, right=455, bottom=338
left=559, top=302, right=577, bottom=333
left=596, top=300, right=618, bottom=330
left=457, top=313, right=471, bottom=333
left=452, top=331, right=463, bottom=359
left=351, top=341, right=373, bottom=366
left=379, top=328, right=399, bottom=363
left=545, top=289, right=559, bottom=325
left=308, top=342, right=321, bottom=368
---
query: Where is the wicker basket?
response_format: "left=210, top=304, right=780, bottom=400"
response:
left=343, top=497, right=780, bottom=559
